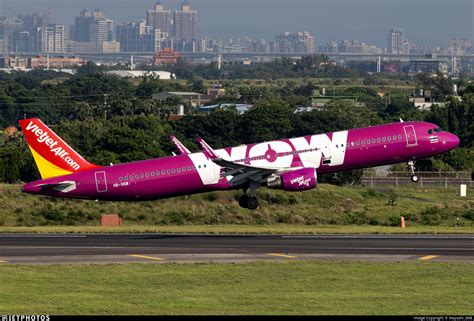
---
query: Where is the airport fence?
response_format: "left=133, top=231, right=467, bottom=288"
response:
left=361, top=171, right=473, bottom=188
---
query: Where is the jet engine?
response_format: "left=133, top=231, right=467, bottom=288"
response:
left=267, top=168, right=317, bottom=191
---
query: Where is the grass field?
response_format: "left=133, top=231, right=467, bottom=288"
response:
left=0, top=261, right=472, bottom=315
left=1, top=184, right=472, bottom=230
left=0, top=224, right=472, bottom=234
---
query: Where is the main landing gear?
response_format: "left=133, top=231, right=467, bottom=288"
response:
left=239, top=194, right=259, bottom=210
left=407, top=160, right=419, bottom=182
left=238, top=182, right=260, bottom=210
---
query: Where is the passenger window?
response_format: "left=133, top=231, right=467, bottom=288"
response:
left=428, top=129, right=433, bottom=134
left=393, top=135, right=397, bottom=140
left=130, top=175, right=133, bottom=180
left=388, top=136, right=391, bottom=141
left=398, top=135, right=402, bottom=139
left=151, top=172, right=154, bottom=177
left=161, top=170, right=165, bottom=175
left=377, top=138, right=381, bottom=143
left=145, top=172, right=149, bottom=177
left=382, top=137, right=386, bottom=142
left=119, top=177, right=123, bottom=182
left=177, top=168, right=181, bottom=173
left=356, top=141, right=360, bottom=146
left=372, top=138, right=376, bottom=143
left=135, top=175, right=139, bottom=179
left=140, top=173, right=144, bottom=178
left=166, top=169, right=170, bottom=174
left=362, top=140, right=365, bottom=145
left=188, top=166, right=192, bottom=171
left=124, top=176, right=128, bottom=181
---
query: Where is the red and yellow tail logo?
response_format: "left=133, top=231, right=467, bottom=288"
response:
left=19, top=118, right=100, bottom=179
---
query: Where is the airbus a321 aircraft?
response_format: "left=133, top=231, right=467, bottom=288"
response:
left=19, top=118, right=459, bottom=209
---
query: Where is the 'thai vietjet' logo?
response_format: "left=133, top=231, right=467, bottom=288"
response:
left=25, top=121, right=81, bottom=171
left=290, top=175, right=311, bottom=187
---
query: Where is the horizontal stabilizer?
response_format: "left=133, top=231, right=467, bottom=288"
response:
left=38, top=181, right=76, bottom=193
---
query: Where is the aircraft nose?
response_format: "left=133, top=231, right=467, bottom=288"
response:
left=446, top=133, right=460, bottom=149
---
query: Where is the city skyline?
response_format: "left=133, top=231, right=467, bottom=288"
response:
left=0, top=0, right=472, bottom=48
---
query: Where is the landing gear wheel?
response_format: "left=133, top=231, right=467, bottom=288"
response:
left=246, top=196, right=259, bottom=210
left=239, top=195, right=249, bottom=208
left=407, top=161, right=419, bottom=183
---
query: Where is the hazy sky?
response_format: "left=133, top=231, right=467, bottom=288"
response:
left=0, top=0, right=472, bottom=47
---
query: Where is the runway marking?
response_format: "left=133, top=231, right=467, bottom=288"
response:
left=419, top=255, right=440, bottom=261
left=0, top=260, right=7, bottom=263
left=128, top=254, right=165, bottom=262
left=267, top=253, right=297, bottom=259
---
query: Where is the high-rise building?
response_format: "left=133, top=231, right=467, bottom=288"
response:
left=173, top=1, right=197, bottom=42
left=446, top=38, right=472, bottom=56
left=36, top=24, right=65, bottom=53
left=146, top=2, right=171, bottom=37
left=275, top=31, right=315, bottom=53
left=17, top=13, right=50, bottom=30
left=73, top=9, right=113, bottom=42
left=116, top=21, right=168, bottom=52
left=387, top=29, right=409, bottom=54
left=0, top=17, right=24, bottom=53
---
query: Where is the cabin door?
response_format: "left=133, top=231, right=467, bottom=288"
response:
left=95, top=171, right=108, bottom=193
left=403, top=125, right=418, bottom=147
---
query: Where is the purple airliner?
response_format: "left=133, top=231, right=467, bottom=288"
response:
left=20, top=118, right=459, bottom=209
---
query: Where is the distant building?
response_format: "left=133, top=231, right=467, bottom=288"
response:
left=66, top=41, right=120, bottom=53
left=116, top=21, right=167, bottom=52
left=409, top=54, right=449, bottom=74
left=275, top=31, right=315, bottom=53
left=173, top=2, right=198, bottom=42
left=198, top=103, right=253, bottom=114
left=153, top=48, right=180, bottom=65
left=37, top=24, right=66, bottom=53
left=146, top=2, right=171, bottom=37
left=318, top=42, right=338, bottom=54
left=106, top=70, right=174, bottom=79
left=387, top=29, right=409, bottom=54
left=0, top=17, right=23, bottom=52
left=29, top=56, right=84, bottom=69
left=72, top=9, right=113, bottom=43
left=337, top=40, right=381, bottom=54
left=446, top=38, right=472, bottom=56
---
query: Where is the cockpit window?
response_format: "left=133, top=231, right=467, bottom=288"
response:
left=429, top=128, right=444, bottom=134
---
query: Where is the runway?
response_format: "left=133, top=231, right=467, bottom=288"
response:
left=0, top=233, right=472, bottom=264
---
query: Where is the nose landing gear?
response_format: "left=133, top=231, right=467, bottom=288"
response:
left=407, top=161, right=419, bottom=182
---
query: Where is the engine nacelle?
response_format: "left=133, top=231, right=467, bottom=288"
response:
left=267, top=168, right=317, bottom=191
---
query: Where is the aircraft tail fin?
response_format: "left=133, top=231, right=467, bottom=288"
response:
left=196, top=137, right=219, bottom=159
left=170, top=135, right=191, bottom=155
left=19, top=118, right=100, bottom=179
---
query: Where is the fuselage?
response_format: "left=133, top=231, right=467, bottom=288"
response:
left=22, top=121, right=460, bottom=201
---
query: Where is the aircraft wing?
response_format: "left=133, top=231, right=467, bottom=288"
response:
left=212, top=158, right=278, bottom=187
left=197, top=137, right=284, bottom=187
left=170, top=136, right=191, bottom=155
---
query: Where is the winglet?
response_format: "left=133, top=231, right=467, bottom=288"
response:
left=170, top=136, right=191, bottom=155
left=196, top=137, right=219, bottom=159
